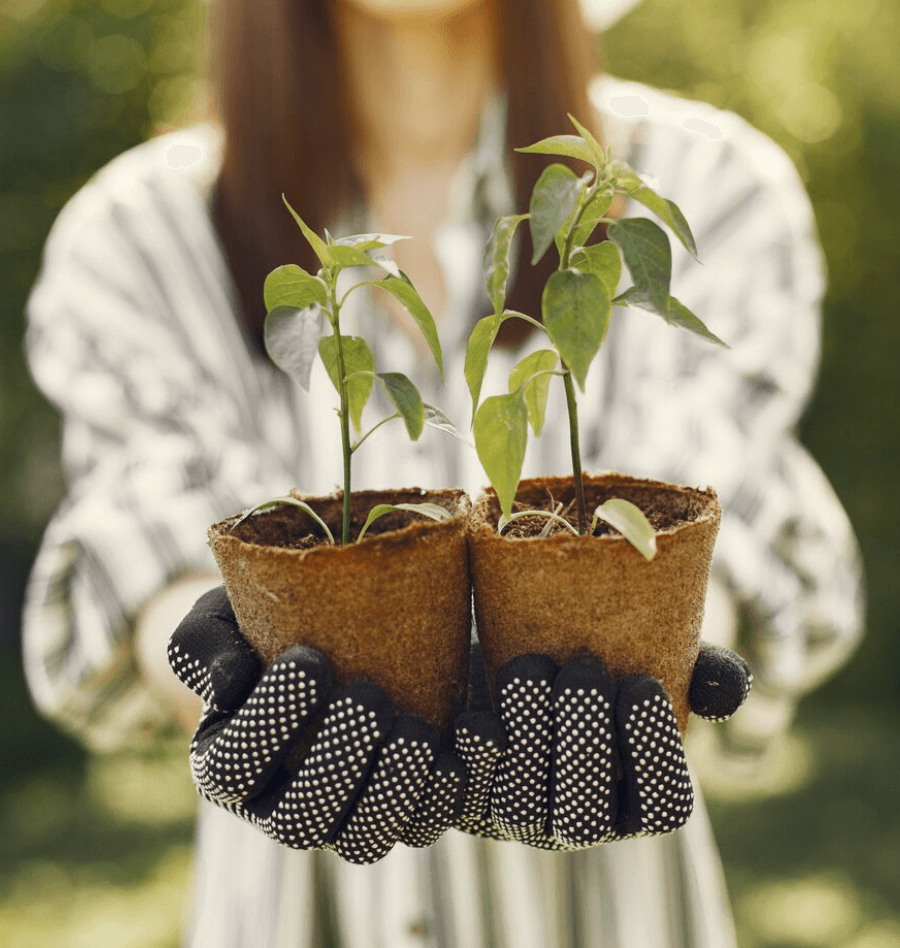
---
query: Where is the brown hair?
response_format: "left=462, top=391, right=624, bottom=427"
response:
left=210, top=0, right=600, bottom=350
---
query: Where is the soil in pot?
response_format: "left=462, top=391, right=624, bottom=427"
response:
left=469, top=473, right=721, bottom=734
left=208, top=487, right=472, bottom=732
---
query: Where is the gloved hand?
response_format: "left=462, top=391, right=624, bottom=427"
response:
left=168, top=586, right=467, bottom=864
left=452, top=644, right=752, bottom=849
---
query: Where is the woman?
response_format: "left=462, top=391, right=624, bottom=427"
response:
left=22, top=0, right=863, bottom=945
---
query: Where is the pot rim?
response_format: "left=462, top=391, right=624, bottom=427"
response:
left=209, top=486, right=472, bottom=562
left=470, top=472, right=720, bottom=545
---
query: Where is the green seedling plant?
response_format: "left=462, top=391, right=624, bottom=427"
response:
left=233, top=196, right=458, bottom=546
left=467, top=116, right=729, bottom=560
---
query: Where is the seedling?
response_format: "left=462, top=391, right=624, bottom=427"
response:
left=233, top=196, right=458, bottom=546
left=467, top=116, right=728, bottom=560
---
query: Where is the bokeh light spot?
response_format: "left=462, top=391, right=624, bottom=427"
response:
left=740, top=874, right=863, bottom=946
left=87, top=34, right=147, bottom=96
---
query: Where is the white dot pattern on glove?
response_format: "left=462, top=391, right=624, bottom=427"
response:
left=400, top=760, right=466, bottom=848
left=551, top=685, right=616, bottom=847
left=622, top=692, right=693, bottom=836
left=491, top=675, right=554, bottom=838
left=265, top=696, right=385, bottom=849
left=191, top=659, right=323, bottom=802
left=453, top=723, right=507, bottom=839
left=169, top=643, right=217, bottom=708
left=334, top=726, right=436, bottom=864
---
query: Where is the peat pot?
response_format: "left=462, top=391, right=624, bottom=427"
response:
left=469, top=473, right=721, bottom=734
left=208, top=487, right=472, bottom=729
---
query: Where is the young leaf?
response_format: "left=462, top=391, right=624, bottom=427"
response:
left=333, top=232, right=409, bottom=252
left=264, top=265, right=328, bottom=313
left=515, top=134, right=597, bottom=166
left=607, top=218, right=672, bottom=318
left=264, top=305, right=325, bottom=391
left=570, top=241, right=622, bottom=297
left=508, top=348, right=558, bottom=436
left=484, top=213, right=529, bottom=315
left=464, top=314, right=501, bottom=423
left=629, top=188, right=699, bottom=260
left=377, top=372, right=425, bottom=440
left=612, top=287, right=729, bottom=348
left=318, top=335, right=376, bottom=435
left=529, top=164, right=584, bottom=265
left=473, top=391, right=529, bottom=519
left=570, top=189, right=614, bottom=249
left=230, top=496, right=335, bottom=545
left=282, top=195, right=331, bottom=269
left=567, top=114, right=607, bottom=169
left=608, top=159, right=644, bottom=193
left=324, top=243, right=399, bottom=278
left=357, top=502, right=452, bottom=542
left=592, top=498, right=657, bottom=561
left=371, top=275, right=443, bottom=379
left=541, top=269, right=611, bottom=391
left=423, top=403, right=470, bottom=444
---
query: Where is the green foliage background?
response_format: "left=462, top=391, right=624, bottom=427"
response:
left=0, top=0, right=896, bottom=944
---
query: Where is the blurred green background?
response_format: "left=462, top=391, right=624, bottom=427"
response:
left=1, top=0, right=896, bottom=945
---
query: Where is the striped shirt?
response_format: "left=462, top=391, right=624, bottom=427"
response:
left=22, top=75, right=864, bottom=947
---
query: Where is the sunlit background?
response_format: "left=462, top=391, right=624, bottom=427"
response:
left=1, top=0, right=898, bottom=945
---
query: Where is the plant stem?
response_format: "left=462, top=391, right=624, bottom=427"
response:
left=562, top=370, right=588, bottom=534
left=329, top=281, right=353, bottom=546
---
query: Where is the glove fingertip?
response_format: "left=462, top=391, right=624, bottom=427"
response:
left=690, top=645, right=753, bottom=721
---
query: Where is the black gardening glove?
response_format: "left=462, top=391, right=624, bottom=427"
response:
left=168, top=586, right=467, bottom=864
left=453, top=644, right=751, bottom=850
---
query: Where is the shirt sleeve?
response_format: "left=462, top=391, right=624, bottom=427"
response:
left=21, top=149, right=290, bottom=752
left=595, top=95, right=865, bottom=734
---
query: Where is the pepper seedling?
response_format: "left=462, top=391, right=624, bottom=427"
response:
left=467, top=115, right=729, bottom=560
left=232, top=196, right=458, bottom=546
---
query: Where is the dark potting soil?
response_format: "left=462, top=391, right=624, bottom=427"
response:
left=497, top=481, right=707, bottom=539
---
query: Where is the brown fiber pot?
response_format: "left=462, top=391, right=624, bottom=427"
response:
left=208, top=487, right=472, bottom=730
left=469, top=473, right=721, bottom=734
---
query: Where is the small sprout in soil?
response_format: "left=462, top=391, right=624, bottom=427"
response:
left=236, top=197, right=461, bottom=545
left=468, top=115, right=729, bottom=557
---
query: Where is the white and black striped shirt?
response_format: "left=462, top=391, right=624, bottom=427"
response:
left=22, top=76, right=864, bottom=947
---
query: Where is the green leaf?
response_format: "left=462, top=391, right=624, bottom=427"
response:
left=377, top=372, right=425, bottom=440
left=264, top=305, right=325, bottom=391
left=473, top=391, right=529, bottom=519
left=484, top=213, right=529, bottom=315
left=629, top=189, right=699, bottom=260
left=592, top=498, right=657, bottom=561
left=508, top=348, right=558, bottom=436
left=230, top=496, right=335, bottom=545
left=282, top=195, right=331, bottom=268
left=570, top=241, right=622, bottom=297
left=326, top=243, right=399, bottom=278
left=515, top=134, right=597, bottom=166
left=423, top=403, right=469, bottom=444
left=264, top=265, right=328, bottom=314
left=609, top=159, right=644, bottom=193
left=570, top=189, right=614, bottom=249
left=607, top=217, right=672, bottom=318
left=612, top=288, right=729, bottom=348
left=357, top=502, right=452, bottom=542
left=464, top=314, right=501, bottom=423
left=541, top=268, right=611, bottom=391
left=529, top=164, right=584, bottom=265
left=372, top=275, right=443, bottom=378
left=333, top=232, right=409, bottom=252
left=666, top=295, right=729, bottom=347
left=317, top=335, right=375, bottom=435
left=568, top=114, right=607, bottom=168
